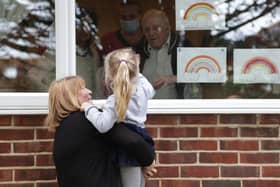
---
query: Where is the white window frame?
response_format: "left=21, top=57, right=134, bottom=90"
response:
left=0, top=0, right=280, bottom=114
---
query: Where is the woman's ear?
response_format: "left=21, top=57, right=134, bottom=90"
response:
left=134, top=53, right=140, bottom=65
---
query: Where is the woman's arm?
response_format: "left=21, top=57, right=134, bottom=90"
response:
left=104, top=122, right=154, bottom=166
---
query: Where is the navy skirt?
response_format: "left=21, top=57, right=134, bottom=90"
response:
left=113, top=123, right=155, bottom=167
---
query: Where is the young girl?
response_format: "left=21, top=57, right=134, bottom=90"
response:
left=81, top=48, right=155, bottom=187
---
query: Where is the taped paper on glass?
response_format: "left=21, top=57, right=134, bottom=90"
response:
left=177, top=47, right=227, bottom=83
left=234, top=49, right=280, bottom=83
left=175, top=0, right=225, bottom=30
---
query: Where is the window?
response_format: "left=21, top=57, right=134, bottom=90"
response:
left=0, top=0, right=57, bottom=114
left=0, top=0, right=55, bottom=92
left=76, top=0, right=280, bottom=100
left=72, top=0, right=280, bottom=113
left=1, top=0, right=280, bottom=114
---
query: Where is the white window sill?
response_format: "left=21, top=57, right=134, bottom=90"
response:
left=1, top=93, right=280, bottom=114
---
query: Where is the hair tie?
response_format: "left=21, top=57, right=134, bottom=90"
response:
left=120, top=59, right=127, bottom=65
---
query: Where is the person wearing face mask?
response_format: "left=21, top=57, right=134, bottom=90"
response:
left=140, top=9, right=202, bottom=99
left=100, top=1, right=143, bottom=56
left=95, top=1, right=144, bottom=99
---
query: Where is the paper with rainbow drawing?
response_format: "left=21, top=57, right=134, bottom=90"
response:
left=175, top=0, right=225, bottom=31
left=234, top=49, right=280, bottom=83
left=177, top=47, right=227, bottom=83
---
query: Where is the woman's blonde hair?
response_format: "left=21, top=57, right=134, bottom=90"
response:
left=45, top=76, right=85, bottom=132
left=104, top=48, right=139, bottom=122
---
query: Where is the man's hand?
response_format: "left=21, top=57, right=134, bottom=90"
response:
left=153, top=75, right=177, bottom=90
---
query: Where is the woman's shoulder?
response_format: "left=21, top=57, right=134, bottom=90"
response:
left=58, top=110, right=99, bottom=136
left=63, top=111, right=84, bottom=122
left=60, top=111, right=91, bottom=129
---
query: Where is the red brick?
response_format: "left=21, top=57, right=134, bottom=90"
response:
left=146, top=115, right=179, bottom=125
left=221, top=166, right=259, bottom=177
left=37, top=182, right=58, bottom=187
left=240, top=153, right=279, bottom=163
left=180, top=114, right=217, bottom=124
left=261, top=140, right=280, bottom=150
left=243, top=180, right=280, bottom=187
left=220, top=114, right=256, bottom=124
left=0, top=115, right=12, bottom=126
left=158, top=153, right=196, bottom=164
left=160, top=127, right=197, bottom=138
left=180, top=140, right=217, bottom=150
left=14, top=141, right=52, bottom=153
left=153, top=166, right=179, bottom=177
left=146, top=179, right=159, bottom=187
left=36, top=129, right=55, bottom=139
left=162, top=180, right=199, bottom=187
left=201, top=127, right=237, bottom=137
left=0, top=156, right=34, bottom=167
left=200, top=152, right=237, bottom=163
left=145, top=127, right=158, bottom=138
left=181, top=166, right=219, bottom=177
left=263, top=166, right=280, bottom=177
left=155, top=140, right=177, bottom=151
left=36, top=155, right=54, bottom=166
left=203, top=180, right=240, bottom=187
left=220, top=140, right=258, bottom=151
left=0, top=170, right=12, bottom=181
left=15, top=169, right=56, bottom=181
left=0, top=184, right=34, bottom=187
left=260, top=114, right=280, bottom=124
left=14, top=115, right=46, bottom=127
left=0, top=129, right=34, bottom=140
left=241, top=127, right=278, bottom=137
left=0, top=143, right=11, bottom=153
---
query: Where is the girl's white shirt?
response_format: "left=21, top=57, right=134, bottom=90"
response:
left=84, top=73, right=155, bottom=133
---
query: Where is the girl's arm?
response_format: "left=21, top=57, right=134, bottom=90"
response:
left=83, top=96, right=117, bottom=133
left=138, top=73, right=155, bottom=99
left=104, top=122, right=155, bottom=166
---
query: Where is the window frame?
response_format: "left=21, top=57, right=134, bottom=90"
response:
left=1, top=0, right=280, bottom=115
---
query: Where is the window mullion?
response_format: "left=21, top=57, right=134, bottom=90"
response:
left=55, top=0, right=76, bottom=79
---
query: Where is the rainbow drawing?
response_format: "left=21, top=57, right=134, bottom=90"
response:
left=183, top=2, right=218, bottom=22
left=185, top=55, right=221, bottom=73
left=242, top=57, right=278, bottom=74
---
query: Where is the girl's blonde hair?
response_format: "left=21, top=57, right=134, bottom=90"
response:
left=45, top=76, right=85, bottom=132
left=104, top=48, right=139, bottom=122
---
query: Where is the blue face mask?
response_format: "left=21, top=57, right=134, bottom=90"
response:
left=120, top=19, right=140, bottom=33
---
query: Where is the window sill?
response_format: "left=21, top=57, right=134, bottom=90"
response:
left=1, top=93, right=280, bottom=115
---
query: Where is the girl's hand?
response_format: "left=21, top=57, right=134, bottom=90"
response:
left=80, top=102, right=92, bottom=111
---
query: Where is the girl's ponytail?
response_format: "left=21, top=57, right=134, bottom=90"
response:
left=114, top=60, right=132, bottom=121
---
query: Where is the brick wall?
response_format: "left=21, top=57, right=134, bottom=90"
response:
left=0, top=114, right=280, bottom=187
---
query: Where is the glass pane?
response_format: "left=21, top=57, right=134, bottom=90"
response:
left=0, top=0, right=55, bottom=92
left=75, top=2, right=101, bottom=98
left=76, top=0, right=280, bottom=99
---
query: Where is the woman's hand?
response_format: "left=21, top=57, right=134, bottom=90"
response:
left=143, top=163, right=157, bottom=178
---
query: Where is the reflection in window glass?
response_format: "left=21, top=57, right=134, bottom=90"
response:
left=0, top=0, right=55, bottom=92
left=75, top=3, right=102, bottom=98
left=76, top=0, right=280, bottom=99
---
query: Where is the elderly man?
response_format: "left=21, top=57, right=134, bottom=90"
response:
left=140, top=9, right=201, bottom=99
